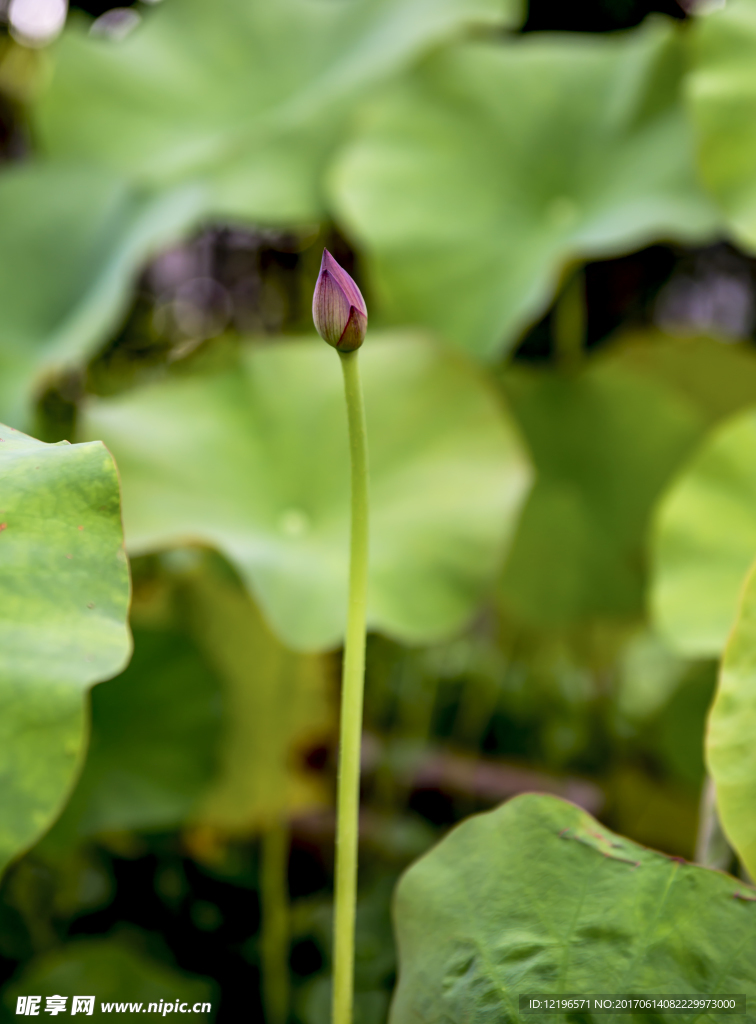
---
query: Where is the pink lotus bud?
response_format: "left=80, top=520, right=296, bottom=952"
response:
left=312, top=250, right=367, bottom=352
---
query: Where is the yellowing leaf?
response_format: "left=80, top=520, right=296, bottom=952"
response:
left=185, top=568, right=334, bottom=834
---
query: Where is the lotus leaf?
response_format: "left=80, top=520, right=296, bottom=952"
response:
left=0, top=423, right=131, bottom=876
left=651, top=407, right=756, bottom=656
left=499, top=354, right=704, bottom=627
left=391, top=793, right=756, bottom=1023
left=35, top=0, right=521, bottom=224
left=331, top=20, right=719, bottom=358
left=82, top=333, right=531, bottom=651
left=687, top=0, right=756, bottom=248
left=0, top=162, right=204, bottom=428
left=707, top=559, right=756, bottom=880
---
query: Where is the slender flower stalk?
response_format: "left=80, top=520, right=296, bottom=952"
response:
left=312, top=250, right=369, bottom=1024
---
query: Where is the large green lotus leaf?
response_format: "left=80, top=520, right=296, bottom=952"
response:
left=0, top=161, right=204, bottom=428
left=185, top=565, right=334, bottom=832
left=0, top=423, right=131, bottom=877
left=81, top=333, right=531, bottom=651
left=390, top=793, right=756, bottom=1024
left=498, top=354, right=705, bottom=627
left=707, top=559, right=756, bottom=879
left=35, top=0, right=520, bottom=225
left=687, top=0, right=756, bottom=248
left=331, top=20, right=719, bottom=359
left=651, top=407, right=756, bottom=657
left=38, top=625, right=222, bottom=851
left=2, top=936, right=215, bottom=1017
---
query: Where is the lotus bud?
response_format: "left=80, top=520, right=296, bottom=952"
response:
left=312, top=249, right=367, bottom=352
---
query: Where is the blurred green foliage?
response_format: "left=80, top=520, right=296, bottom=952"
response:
left=499, top=347, right=701, bottom=626
left=0, top=164, right=204, bottom=426
left=35, top=0, right=520, bottom=221
left=332, top=20, right=718, bottom=357
left=688, top=0, right=756, bottom=248
left=5, top=0, right=756, bottom=1019
left=3, top=935, right=215, bottom=1018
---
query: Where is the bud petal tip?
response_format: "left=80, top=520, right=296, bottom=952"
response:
left=312, top=249, right=367, bottom=351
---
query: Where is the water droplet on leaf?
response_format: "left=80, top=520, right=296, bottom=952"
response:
left=279, top=508, right=310, bottom=538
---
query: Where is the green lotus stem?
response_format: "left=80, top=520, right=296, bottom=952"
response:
left=554, top=266, right=586, bottom=370
left=310, top=249, right=370, bottom=1024
left=260, top=821, right=290, bottom=1024
left=332, top=348, right=369, bottom=1024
